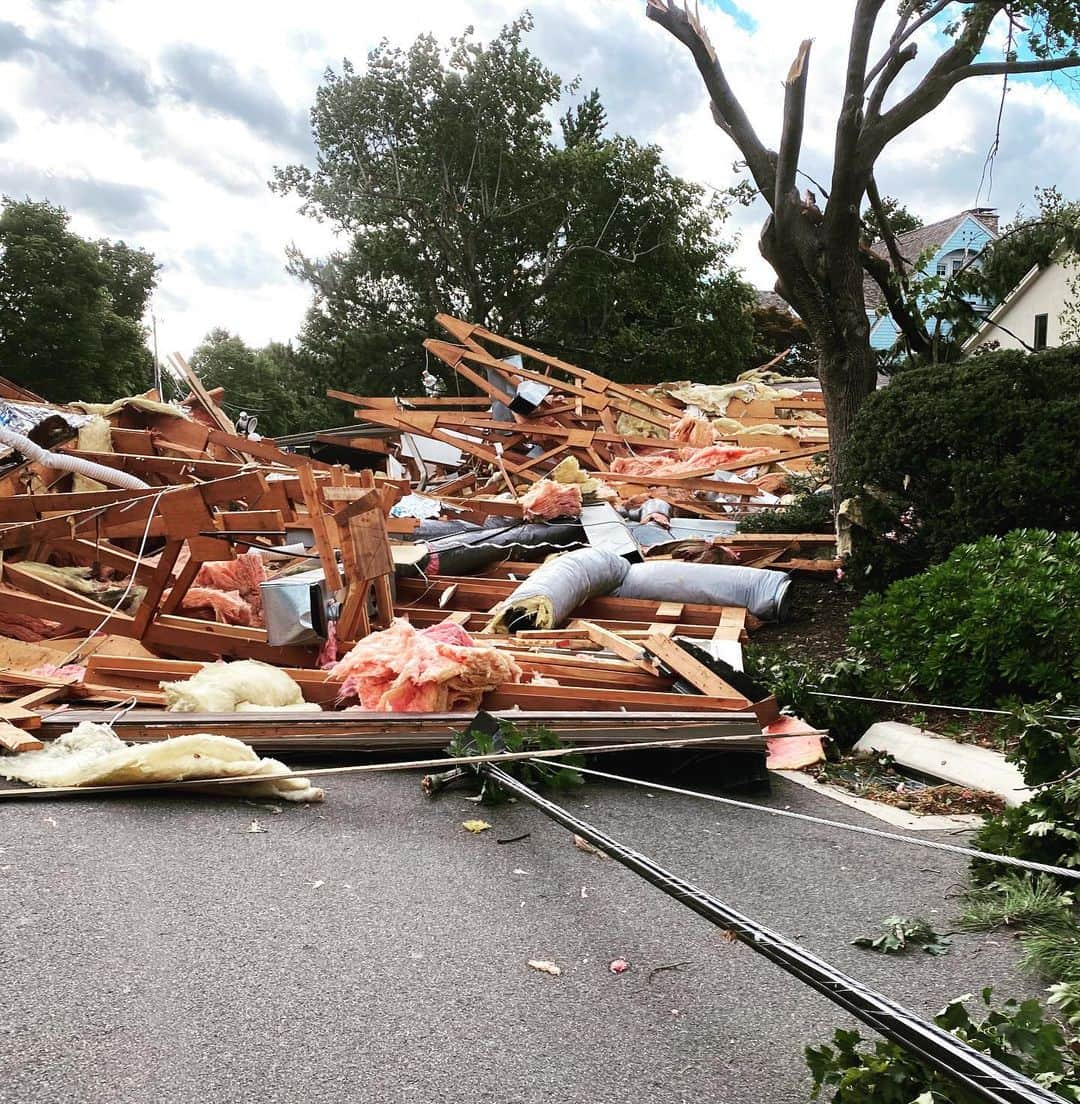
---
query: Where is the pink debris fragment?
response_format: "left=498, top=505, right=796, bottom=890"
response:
left=609, top=444, right=780, bottom=479
left=609, top=959, right=630, bottom=974
left=670, top=414, right=715, bottom=449
left=328, top=618, right=522, bottom=712
left=520, top=479, right=583, bottom=521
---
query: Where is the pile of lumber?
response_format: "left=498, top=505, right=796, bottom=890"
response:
left=0, top=322, right=834, bottom=769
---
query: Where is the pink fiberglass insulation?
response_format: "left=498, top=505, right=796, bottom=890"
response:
left=671, top=414, right=715, bottom=449
left=609, top=444, right=781, bottom=478
left=520, top=479, right=583, bottom=521
left=328, top=618, right=522, bottom=712
left=195, top=551, right=268, bottom=624
left=30, top=663, right=86, bottom=684
left=0, top=611, right=60, bottom=642
left=174, top=586, right=254, bottom=627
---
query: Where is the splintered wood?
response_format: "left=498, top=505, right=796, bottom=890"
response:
left=0, top=318, right=833, bottom=758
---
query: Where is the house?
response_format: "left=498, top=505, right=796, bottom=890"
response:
left=963, top=256, right=1077, bottom=353
left=865, top=208, right=999, bottom=350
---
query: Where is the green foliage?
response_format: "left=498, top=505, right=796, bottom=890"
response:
left=189, top=329, right=322, bottom=437
left=961, top=874, right=1075, bottom=932
left=962, top=187, right=1080, bottom=310
left=853, top=916, right=952, bottom=957
left=971, top=710, right=1080, bottom=889
left=743, top=649, right=876, bottom=749
left=445, top=719, right=583, bottom=804
left=738, top=489, right=832, bottom=534
left=807, top=990, right=1080, bottom=1103
left=1021, top=920, right=1080, bottom=984
left=859, top=195, right=923, bottom=245
left=0, top=198, right=158, bottom=403
left=840, top=347, right=1080, bottom=585
left=1048, top=982, right=1080, bottom=1032
left=274, top=16, right=753, bottom=398
left=747, top=302, right=816, bottom=374
left=847, top=530, right=1080, bottom=705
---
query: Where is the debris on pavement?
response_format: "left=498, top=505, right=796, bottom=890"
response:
left=527, top=959, right=562, bottom=977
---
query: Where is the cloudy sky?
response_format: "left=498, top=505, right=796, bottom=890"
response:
left=2, top=0, right=1078, bottom=357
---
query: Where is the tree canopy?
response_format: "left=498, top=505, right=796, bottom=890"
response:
left=189, top=328, right=318, bottom=438
left=646, top=0, right=1080, bottom=484
left=274, top=15, right=754, bottom=400
left=859, top=195, right=922, bottom=245
left=0, top=198, right=158, bottom=403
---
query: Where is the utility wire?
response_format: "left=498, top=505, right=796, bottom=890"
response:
left=487, top=766, right=1063, bottom=1104
left=536, top=760, right=1078, bottom=882
left=809, top=691, right=1078, bottom=724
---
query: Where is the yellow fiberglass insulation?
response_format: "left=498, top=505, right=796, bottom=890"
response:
left=0, top=722, right=323, bottom=801
left=162, top=659, right=319, bottom=713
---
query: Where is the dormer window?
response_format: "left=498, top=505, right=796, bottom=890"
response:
left=937, top=248, right=976, bottom=279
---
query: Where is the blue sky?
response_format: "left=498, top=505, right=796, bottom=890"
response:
left=2, top=0, right=1078, bottom=354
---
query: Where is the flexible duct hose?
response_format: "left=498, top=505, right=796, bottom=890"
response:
left=0, top=424, right=150, bottom=490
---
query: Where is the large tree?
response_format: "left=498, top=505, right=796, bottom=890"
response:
left=274, top=15, right=753, bottom=398
left=189, top=328, right=317, bottom=438
left=0, top=198, right=158, bottom=403
left=646, top=1, right=1080, bottom=483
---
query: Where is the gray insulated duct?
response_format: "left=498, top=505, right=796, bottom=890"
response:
left=616, top=562, right=793, bottom=622
left=486, top=547, right=630, bottom=632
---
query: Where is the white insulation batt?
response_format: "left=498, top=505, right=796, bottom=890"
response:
left=162, top=659, right=319, bottom=713
left=0, top=722, right=323, bottom=802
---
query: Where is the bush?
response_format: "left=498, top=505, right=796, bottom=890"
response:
left=742, top=649, right=877, bottom=748
left=971, top=708, right=1080, bottom=886
left=737, top=489, right=832, bottom=534
left=848, top=530, right=1080, bottom=705
left=840, top=346, right=1080, bottom=587
left=806, top=990, right=1080, bottom=1102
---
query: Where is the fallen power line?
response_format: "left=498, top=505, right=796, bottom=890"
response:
left=0, top=732, right=758, bottom=801
left=537, top=760, right=1080, bottom=881
left=810, top=691, right=1078, bottom=723
left=483, top=765, right=1063, bottom=1104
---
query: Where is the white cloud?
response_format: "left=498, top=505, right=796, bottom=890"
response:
left=1, top=0, right=1077, bottom=357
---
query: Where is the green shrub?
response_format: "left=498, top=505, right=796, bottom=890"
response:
left=737, top=489, right=833, bottom=534
left=806, top=990, right=1080, bottom=1102
left=742, top=649, right=877, bottom=748
left=971, top=710, right=1080, bottom=887
left=848, top=530, right=1080, bottom=705
left=840, top=346, right=1080, bottom=587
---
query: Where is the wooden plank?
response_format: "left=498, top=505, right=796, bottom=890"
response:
left=642, top=634, right=746, bottom=702
left=577, top=621, right=660, bottom=675
left=297, top=465, right=344, bottom=593
left=482, top=683, right=747, bottom=712
left=0, top=721, right=43, bottom=753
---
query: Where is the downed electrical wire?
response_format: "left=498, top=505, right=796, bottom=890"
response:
left=480, top=765, right=1063, bottom=1104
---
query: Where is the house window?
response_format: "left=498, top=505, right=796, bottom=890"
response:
left=936, top=262, right=948, bottom=276
left=1034, top=313, right=1049, bottom=351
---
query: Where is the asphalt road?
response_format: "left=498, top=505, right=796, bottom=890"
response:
left=0, top=767, right=1033, bottom=1104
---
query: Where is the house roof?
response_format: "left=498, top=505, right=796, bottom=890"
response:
left=863, top=208, right=999, bottom=310
left=755, top=289, right=796, bottom=314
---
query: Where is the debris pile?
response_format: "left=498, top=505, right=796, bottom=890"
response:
left=0, top=320, right=835, bottom=789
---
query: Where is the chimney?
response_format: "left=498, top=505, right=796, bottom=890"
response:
left=970, top=207, right=999, bottom=235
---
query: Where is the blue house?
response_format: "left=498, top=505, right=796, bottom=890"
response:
left=865, top=208, right=999, bottom=350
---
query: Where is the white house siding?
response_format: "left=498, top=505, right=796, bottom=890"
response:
left=966, top=260, right=1075, bottom=352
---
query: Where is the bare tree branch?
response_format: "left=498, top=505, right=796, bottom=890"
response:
left=865, top=173, right=909, bottom=284
left=826, top=0, right=882, bottom=231
left=953, top=54, right=1080, bottom=80
left=775, top=39, right=813, bottom=213
left=645, top=0, right=778, bottom=201
left=864, top=0, right=951, bottom=89
left=859, top=246, right=933, bottom=357
left=865, top=42, right=918, bottom=120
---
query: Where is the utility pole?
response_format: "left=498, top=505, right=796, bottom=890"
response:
left=151, top=311, right=162, bottom=399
